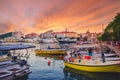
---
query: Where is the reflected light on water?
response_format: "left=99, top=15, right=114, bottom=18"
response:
left=14, top=43, right=120, bottom=80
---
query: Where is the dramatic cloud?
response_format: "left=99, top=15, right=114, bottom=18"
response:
left=0, top=0, right=120, bottom=34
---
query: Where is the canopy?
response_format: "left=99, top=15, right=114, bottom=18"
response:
left=74, top=44, right=98, bottom=49
left=0, top=44, right=36, bottom=51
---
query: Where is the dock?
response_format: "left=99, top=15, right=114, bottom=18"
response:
left=104, top=44, right=120, bottom=57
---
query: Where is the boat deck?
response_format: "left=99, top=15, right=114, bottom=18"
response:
left=69, top=60, right=120, bottom=66
left=0, top=63, right=30, bottom=80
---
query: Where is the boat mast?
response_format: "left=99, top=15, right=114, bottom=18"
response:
left=100, top=39, right=105, bottom=63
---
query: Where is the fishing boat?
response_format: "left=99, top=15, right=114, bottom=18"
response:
left=73, top=43, right=118, bottom=58
left=0, top=44, right=35, bottom=80
left=64, top=39, right=120, bottom=73
left=35, top=48, right=66, bottom=55
left=64, top=60, right=120, bottom=73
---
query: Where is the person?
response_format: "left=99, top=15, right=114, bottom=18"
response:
left=77, top=53, right=82, bottom=59
left=69, top=57, right=74, bottom=62
left=47, top=46, right=51, bottom=49
left=88, top=48, right=93, bottom=56
left=64, top=53, right=71, bottom=62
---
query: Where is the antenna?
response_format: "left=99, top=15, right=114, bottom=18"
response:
left=102, top=24, right=104, bottom=32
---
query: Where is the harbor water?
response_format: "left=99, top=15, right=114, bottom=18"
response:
left=15, top=43, right=120, bottom=80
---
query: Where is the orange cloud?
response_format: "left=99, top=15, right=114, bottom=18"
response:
left=0, top=0, right=120, bottom=34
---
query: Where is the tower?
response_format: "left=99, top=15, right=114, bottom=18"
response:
left=65, top=28, right=68, bottom=32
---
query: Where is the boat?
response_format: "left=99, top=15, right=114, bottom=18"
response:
left=39, top=38, right=58, bottom=43
left=58, top=38, right=77, bottom=44
left=64, top=60, right=120, bottom=72
left=64, top=40, right=120, bottom=73
left=0, top=44, right=35, bottom=80
left=73, top=44, right=118, bottom=58
left=35, top=49, right=66, bottom=55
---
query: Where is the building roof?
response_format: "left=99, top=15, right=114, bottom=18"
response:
left=53, top=31, right=77, bottom=34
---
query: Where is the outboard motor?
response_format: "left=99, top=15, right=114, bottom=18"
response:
left=12, top=56, right=18, bottom=62
left=19, top=59, right=27, bottom=67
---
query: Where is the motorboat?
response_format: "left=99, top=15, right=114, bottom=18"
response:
left=0, top=44, right=35, bottom=80
left=64, top=60, right=120, bottom=72
left=39, top=38, right=58, bottom=43
left=35, top=49, right=66, bottom=55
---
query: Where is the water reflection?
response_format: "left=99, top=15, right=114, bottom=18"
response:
left=14, top=74, right=29, bottom=80
left=63, top=67, right=120, bottom=80
left=27, top=49, right=64, bottom=80
left=12, top=43, right=120, bottom=80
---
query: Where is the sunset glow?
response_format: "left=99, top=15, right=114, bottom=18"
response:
left=0, top=0, right=120, bottom=34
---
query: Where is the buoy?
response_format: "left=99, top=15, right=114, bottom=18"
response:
left=48, top=60, right=50, bottom=66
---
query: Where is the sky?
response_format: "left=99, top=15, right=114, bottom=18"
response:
left=0, top=0, right=120, bottom=34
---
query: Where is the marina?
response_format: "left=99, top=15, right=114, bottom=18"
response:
left=0, top=44, right=35, bottom=80
left=0, top=33, right=120, bottom=80
left=0, top=43, right=120, bottom=80
left=0, top=0, right=120, bottom=80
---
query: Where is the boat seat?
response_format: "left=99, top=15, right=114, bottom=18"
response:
left=0, top=57, right=10, bottom=62
left=0, top=61, right=11, bottom=68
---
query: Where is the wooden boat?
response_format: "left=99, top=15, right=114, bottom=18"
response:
left=64, top=61, right=120, bottom=72
left=35, top=49, right=66, bottom=55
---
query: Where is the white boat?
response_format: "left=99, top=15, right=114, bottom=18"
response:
left=73, top=44, right=117, bottom=58
left=93, top=53, right=117, bottom=58
left=58, top=38, right=77, bottom=44
left=39, top=38, right=58, bottom=43
left=0, top=44, right=35, bottom=80
left=74, top=44, right=99, bottom=49
left=95, top=57, right=120, bottom=61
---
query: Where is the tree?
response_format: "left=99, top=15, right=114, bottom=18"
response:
left=102, top=31, right=113, bottom=41
left=114, top=25, right=120, bottom=41
left=97, top=35, right=102, bottom=41
left=102, top=13, right=120, bottom=41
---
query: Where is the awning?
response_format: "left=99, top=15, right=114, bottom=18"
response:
left=0, top=44, right=36, bottom=51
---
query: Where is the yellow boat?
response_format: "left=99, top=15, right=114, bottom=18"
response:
left=64, top=61, right=120, bottom=72
left=35, top=49, right=66, bottom=55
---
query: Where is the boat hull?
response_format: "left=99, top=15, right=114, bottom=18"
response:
left=0, top=72, right=13, bottom=80
left=35, top=49, right=66, bottom=55
left=64, top=62, right=120, bottom=72
left=0, top=76, right=13, bottom=80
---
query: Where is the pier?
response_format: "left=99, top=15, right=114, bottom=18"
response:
left=104, top=44, right=120, bottom=57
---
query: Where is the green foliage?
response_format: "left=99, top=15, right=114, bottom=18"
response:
left=102, top=13, right=120, bottom=41
left=114, top=25, right=120, bottom=41
left=97, top=36, right=102, bottom=41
